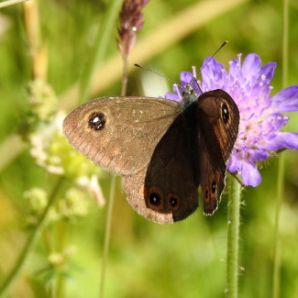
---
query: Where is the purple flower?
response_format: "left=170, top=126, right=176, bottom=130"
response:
left=165, top=54, right=298, bottom=187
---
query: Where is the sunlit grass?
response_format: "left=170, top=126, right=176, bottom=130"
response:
left=0, top=0, right=27, bottom=9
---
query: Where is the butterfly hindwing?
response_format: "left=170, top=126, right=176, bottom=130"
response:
left=123, top=111, right=199, bottom=223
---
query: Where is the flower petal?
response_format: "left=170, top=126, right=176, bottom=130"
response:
left=200, top=57, right=226, bottom=91
left=259, top=114, right=288, bottom=135
left=180, top=71, right=194, bottom=84
left=239, top=160, right=262, bottom=187
left=265, top=132, right=298, bottom=151
left=271, top=86, right=298, bottom=112
left=249, top=148, right=269, bottom=162
left=260, top=62, right=276, bottom=84
left=227, top=153, right=239, bottom=173
left=228, top=55, right=242, bottom=83
left=164, top=92, right=181, bottom=101
left=241, top=54, right=261, bottom=82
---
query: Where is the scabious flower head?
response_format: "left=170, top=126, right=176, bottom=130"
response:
left=165, top=53, right=298, bottom=187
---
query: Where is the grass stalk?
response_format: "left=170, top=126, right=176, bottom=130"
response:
left=79, top=0, right=122, bottom=103
left=55, top=220, right=67, bottom=298
left=227, top=176, right=242, bottom=298
left=99, top=21, right=132, bottom=298
left=121, top=55, right=129, bottom=98
left=0, top=178, right=64, bottom=296
left=0, top=0, right=27, bottom=8
left=99, top=176, right=116, bottom=298
left=23, top=0, right=47, bottom=80
left=272, top=1, right=288, bottom=297
left=98, top=8, right=132, bottom=294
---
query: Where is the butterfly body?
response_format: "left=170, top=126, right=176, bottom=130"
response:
left=63, top=90, right=239, bottom=223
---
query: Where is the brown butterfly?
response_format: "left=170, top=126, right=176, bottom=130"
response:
left=63, top=89, right=239, bottom=223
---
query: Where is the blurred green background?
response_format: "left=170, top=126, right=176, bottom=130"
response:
left=0, top=0, right=298, bottom=297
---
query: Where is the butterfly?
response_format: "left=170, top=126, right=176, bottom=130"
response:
left=63, top=89, right=239, bottom=223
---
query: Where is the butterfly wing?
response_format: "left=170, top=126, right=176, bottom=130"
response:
left=198, top=135, right=225, bottom=215
left=64, top=90, right=239, bottom=221
left=63, top=97, right=180, bottom=176
left=197, top=90, right=239, bottom=215
left=122, top=110, right=199, bottom=223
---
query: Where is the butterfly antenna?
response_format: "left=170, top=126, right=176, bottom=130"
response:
left=134, top=63, right=173, bottom=97
left=211, top=40, right=229, bottom=58
left=191, top=41, right=229, bottom=95
left=134, top=64, right=169, bottom=80
left=134, top=64, right=174, bottom=87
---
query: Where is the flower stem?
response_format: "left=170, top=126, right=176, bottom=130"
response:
left=273, top=154, right=284, bottom=298
left=0, top=178, right=63, bottom=296
left=227, top=176, right=242, bottom=298
left=99, top=176, right=116, bottom=298
left=273, top=1, right=288, bottom=297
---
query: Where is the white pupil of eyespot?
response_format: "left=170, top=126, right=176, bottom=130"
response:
left=92, top=116, right=100, bottom=123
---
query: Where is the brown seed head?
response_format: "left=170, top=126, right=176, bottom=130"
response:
left=118, top=0, right=149, bottom=57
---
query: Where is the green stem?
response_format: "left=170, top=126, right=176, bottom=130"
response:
left=99, top=176, right=116, bottom=298
left=273, top=1, right=288, bottom=297
left=79, top=0, right=122, bottom=103
left=55, top=220, right=67, bottom=298
left=273, top=155, right=284, bottom=298
left=227, top=176, right=242, bottom=298
left=0, top=178, right=64, bottom=297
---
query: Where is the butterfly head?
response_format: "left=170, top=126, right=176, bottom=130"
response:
left=181, top=84, right=200, bottom=108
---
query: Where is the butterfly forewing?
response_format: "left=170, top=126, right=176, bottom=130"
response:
left=63, top=97, right=180, bottom=176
